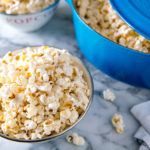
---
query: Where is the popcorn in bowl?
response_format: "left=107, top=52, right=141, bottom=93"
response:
left=0, top=0, right=59, bottom=32
left=0, top=46, right=92, bottom=140
left=75, top=0, right=150, bottom=53
left=0, top=0, right=56, bottom=15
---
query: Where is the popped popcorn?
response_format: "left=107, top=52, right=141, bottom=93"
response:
left=22, top=120, right=37, bottom=130
left=0, top=46, right=90, bottom=140
left=112, top=113, right=125, bottom=134
left=66, top=133, right=85, bottom=146
left=0, top=0, right=56, bottom=15
left=75, top=0, right=150, bottom=53
left=103, top=89, right=115, bottom=101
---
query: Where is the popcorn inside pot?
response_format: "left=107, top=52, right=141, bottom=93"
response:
left=75, top=0, right=150, bottom=53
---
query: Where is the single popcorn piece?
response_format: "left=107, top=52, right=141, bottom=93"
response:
left=66, top=133, right=85, bottom=146
left=112, top=114, right=125, bottom=134
left=103, top=89, right=115, bottom=101
left=0, top=46, right=90, bottom=140
left=75, top=0, right=150, bottom=53
left=0, top=0, right=56, bottom=15
left=22, top=120, right=37, bottom=130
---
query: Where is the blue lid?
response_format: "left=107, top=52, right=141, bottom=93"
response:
left=109, top=0, right=150, bottom=40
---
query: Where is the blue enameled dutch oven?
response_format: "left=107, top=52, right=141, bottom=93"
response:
left=65, top=0, right=150, bottom=89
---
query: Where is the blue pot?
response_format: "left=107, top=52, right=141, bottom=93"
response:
left=66, top=0, right=150, bottom=89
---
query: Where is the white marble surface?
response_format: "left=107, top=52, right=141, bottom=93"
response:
left=0, top=1, right=150, bottom=150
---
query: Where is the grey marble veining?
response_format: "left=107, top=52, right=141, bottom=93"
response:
left=0, top=1, right=150, bottom=150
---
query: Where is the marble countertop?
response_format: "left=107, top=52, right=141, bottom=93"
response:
left=0, top=1, right=150, bottom=150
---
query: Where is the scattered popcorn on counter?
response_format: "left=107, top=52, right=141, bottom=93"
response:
left=112, top=114, right=125, bottom=134
left=0, top=46, right=90, bottom=140
left=0, top=0, right=56, bottom=15
left=66, top=133, right=85, bottom=146
left=75, top=0, right=150, bottom=53
left=103, top=89, right=115, bottom=101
